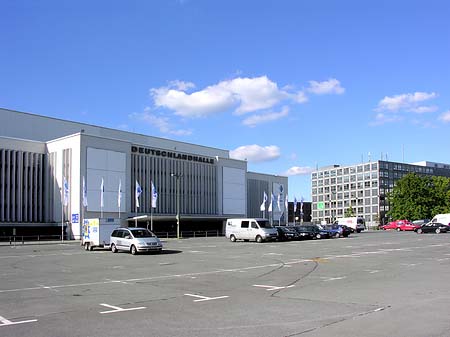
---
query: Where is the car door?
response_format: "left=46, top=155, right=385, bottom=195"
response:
left=115, top=229, right=126, bottom=250
left=122, top=229, right=133, bottom=250
left=423, top=223, right=434, bottom=233
left=250, top=221, right=260, bottom=240
left=240, top=221, right=251, bottom=240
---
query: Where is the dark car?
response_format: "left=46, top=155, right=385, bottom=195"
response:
left=294, top=225, right=330, bottom=239
left=275, top=226, right=299, bottom=241
left=324, top=224, right=351, bottom=238
left=415, top=222, right=449, bottom=234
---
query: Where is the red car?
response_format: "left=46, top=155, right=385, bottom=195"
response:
left=380, top=220, right=417, bottom=231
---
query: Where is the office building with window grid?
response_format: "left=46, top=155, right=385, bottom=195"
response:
left=311, top=160, right=450, bottom=227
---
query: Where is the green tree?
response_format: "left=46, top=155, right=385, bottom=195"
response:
left=387, top=173, right=450, bottom=220
left=344, top=206, right=355, bottom=217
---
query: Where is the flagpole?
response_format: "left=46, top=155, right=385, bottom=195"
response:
left=135, top=180, right=138, bottom=228
left=135, top=200, right=137, bottom=228
left=118, top=180, right=121, bottom=220
left=61, top=186, right=64, bottom=242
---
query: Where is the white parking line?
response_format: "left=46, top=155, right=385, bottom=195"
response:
left=253, top=284, right=295, bottom=291
left=99, top=303, right=146, bottom=314
left=184, top=294, right=229, bottom=302
left=0, top=315, right=37, bottom=327
left=321, top=276, right=346, bottom=282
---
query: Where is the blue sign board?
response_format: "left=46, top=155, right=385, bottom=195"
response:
left=72, top=213, right=79, bottom=223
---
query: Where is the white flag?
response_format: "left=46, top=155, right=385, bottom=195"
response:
left=268, top=193, right=274, bottom=212
left=300, top=196, right=304, bottom=214
left=293, top=196, right=297, bottom=213
left=151, top=181, right=158, bottom=208
left=260, top=191, right=267, bottom=211
left=135, top=180, right=142, bottom=208
left=277, top=194, right=281, bottom=211
left=100, top=178, right=104, bottom=208
left=63, top=176, right=69, bottom=206
left=82, top=176, right=88, bottom=207
left=118, top=179, right=122, bottom=209
left=285, top=194, right=288, bottom=214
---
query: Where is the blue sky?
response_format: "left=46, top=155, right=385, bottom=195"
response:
left=1, top=0, right=450, bottom=201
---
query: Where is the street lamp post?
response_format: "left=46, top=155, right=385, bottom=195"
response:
left=171, top=173, right=183, bottom=239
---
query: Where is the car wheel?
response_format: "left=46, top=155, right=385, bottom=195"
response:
left=316, top=234, right=321, bottom=239
left=111, top=243, right=118, bottom=253
left=334, top=232, right=341, bottom=238
left=230, top=235, right=236, bottom=242
left=396, top=227, right=401, bottom=232
left=256, top=235, right=263, bottom=243
left=435, top=228, right=441, bottom=234
left=417, top=228, right=423, bottom=234
left=131, top=245, right=138, bottom=255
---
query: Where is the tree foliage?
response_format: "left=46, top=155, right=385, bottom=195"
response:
left=387, top=173, right=450, bottom=220
left=344, top=206, right=355, bottom=217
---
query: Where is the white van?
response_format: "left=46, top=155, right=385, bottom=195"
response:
left=431, top=213, right=450, bottom=226
left=335, top=217, right=366, bottom=233
left=225, top=218, right=278, bottom=243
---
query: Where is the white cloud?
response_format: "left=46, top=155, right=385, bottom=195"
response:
left=150, top=76, right=311, bottom=118
left=283, top=166, right=315, bottom=176
left=369, top=113, right=403, bottom=126
left=307, top=78, right=345, bottom=95
left=242, top=106, right=289, bottom=127
left=229, top=144, right=281, bottom=163
left=293, top=91, right=308, bottom=103
left=221, top=76, right=287, bottom=115
left=129, top=109, right=192, bottom=136
left=168, top=80, right=196, bottom=91
left=409, top=105, right=438, bottom=114
left=376, top=92, right=437, bottom=113
left=439, top=110, right=450, bottom=122
left=151, top=85, right=237, bottom=118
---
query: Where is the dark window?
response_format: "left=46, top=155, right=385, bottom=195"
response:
left=241, top=221, right=249, bottom=228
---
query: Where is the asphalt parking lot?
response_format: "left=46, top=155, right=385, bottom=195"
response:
left=1, top=231, right=450, bottom=337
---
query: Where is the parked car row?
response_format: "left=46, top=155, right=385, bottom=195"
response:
left=224, top=218, right=353, bottom=243
left=379, top=216, right=450, bottom=234
left=276, top=224, right=351, bottom=241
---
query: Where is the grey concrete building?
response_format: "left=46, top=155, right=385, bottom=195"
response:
left=0, top=108, right=288, bottom=238
left=311, top=160, right=450, bottom=227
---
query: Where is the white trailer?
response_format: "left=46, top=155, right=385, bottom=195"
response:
left=82, top=218, right=120, bottom=251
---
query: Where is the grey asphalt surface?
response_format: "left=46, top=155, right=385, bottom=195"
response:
left=1, top=231, right=450, bottom=337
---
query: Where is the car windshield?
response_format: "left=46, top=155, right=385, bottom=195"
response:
left=130, top=229, right=154, bottom=238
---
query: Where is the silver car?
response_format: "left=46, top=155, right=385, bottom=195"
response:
left=110, top=228, right=163, bottom=255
